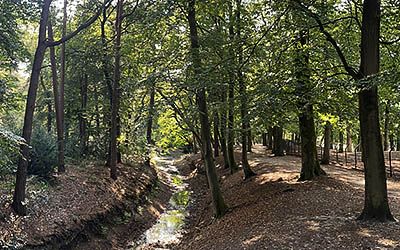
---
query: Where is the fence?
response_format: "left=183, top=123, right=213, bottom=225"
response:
left=284, top=140, right=398, bottom=178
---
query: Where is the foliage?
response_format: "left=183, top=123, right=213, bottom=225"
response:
left=0, top=128, right=24, bottom=176
left=28, top=126, right=57, bottom=177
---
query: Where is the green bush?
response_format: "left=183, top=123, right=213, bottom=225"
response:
left=28, top=127, right=57, bottom=177
left=0, top=128, right=24, bottom=176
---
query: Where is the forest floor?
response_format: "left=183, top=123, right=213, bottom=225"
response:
left=173, top=144, right=400, bottom=250
left=0, top=158, right=170, bottom=249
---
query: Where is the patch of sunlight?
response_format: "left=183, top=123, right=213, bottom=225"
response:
left=378, top=238, right=398, bottom=247
left=243, top=235, right=263, bottom=246
left=305, top=221, right=320, bottom=231
left=357, top=228, right=372, bottom=237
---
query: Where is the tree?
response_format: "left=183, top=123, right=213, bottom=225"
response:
left=187, top=0, right=227, bottom=218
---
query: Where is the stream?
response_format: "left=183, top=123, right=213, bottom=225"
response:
left=130, top=154, right=191, bottom=249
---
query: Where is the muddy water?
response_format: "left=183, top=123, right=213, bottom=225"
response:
left=130, top=154, right=190, bottom=249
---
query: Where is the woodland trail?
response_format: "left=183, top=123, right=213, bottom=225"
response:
left=176, top=145, right=400, bottom=250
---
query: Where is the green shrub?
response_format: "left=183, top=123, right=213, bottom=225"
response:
left=0, top=128, right=24, bottom=176
left=28, top=127, right=57, bottom=177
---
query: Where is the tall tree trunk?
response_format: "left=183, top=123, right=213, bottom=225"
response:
left=12, top=0, right=52, bottom=215
left=357, top=0, right=393, bottom=221
left=79, top=74, right=88, bottom=156
left=267, top=126, right=273, bottom=149
left=226, top=1, right=238, bottom=174
left=146, top=82, right=156, bottom=145
left=187, top=0, right=227, bottom=218
left=220, top=88, right=230, bottom=168
left=236, top=0, right=256, bottom=179
left=213, top=112, right=220, bottom=157
left=346, top=126, right=353, bottom=152
left=383, top=102, right=390, bottom=151
left=246, top=123, right=252, bottom=152
left=295, top=31, right=325, bottom=181
left=272, top=126, right=284, bottom=156
left=339, top=130, right=344, bottom=153
left=40, top=75, right=52, bottom=133
left=109, top=0, right=123, bottom=180
left=58, top=0, right=67, bottom=173
left=48, top=20, right=65, bottom=174
left=321, top=121, right=331, bottom=165
left=262, top=132, right=267, bottom=146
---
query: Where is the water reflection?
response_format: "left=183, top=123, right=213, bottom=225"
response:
left=132, top=155, right=190, bottom=249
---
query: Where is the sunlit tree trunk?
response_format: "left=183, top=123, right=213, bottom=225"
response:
left=346, top=126, right=353, bottom=152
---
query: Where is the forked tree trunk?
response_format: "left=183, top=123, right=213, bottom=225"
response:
left=295, top=31, right=325, bottom=181
left=187, top=0, right=227, bottom=218
left=321, top=121, right=331, bottom=165
left=12, top=0, right=52, bottom=215
left=110, top=0, right=124, bottom=180
left=48, top=20, right=66, bottom=173
left=357, top=0, right=394, bottom=221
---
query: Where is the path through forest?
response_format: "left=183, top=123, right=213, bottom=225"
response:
left=175, top=145, right=400, bottom=250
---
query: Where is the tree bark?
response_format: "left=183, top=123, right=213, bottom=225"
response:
left=213, top=112, right=220, bottom=157
left=226, top=1, right=238, bottom=174
left=12, top=0, right=52, bottom=215
left=48, top=20, right=65, bottom=174
left=295, top=31, right=325, bottom=181
left=110, top=0, right=124, bottom=180
left=40, top=75, right=52, bottom=133
left=146, top=82, right=156, bottom=145
left=267, top=126, right=273, bottom=149
left=187, top=0, right=227, bottom=218
left=272, top=126, right=284, bottom=156
left=346, top=126, right=353, bottom=152
left=383, top=102, right=390, bottom=151
left=262, top=132, right=267, bottom=146
left=357, top=0, right=393, bottom=221
left=220, top=87, right=230, bottom=168
left=339, top=130, right=344, bottom=153
left=236, top=0, right=256, bottom=179
left=79, top=74, right=88, bottom=156
left=321, top=121, right=331, bottom=165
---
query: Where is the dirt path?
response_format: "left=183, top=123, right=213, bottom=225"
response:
left=175, top=145, right=400, bottom=250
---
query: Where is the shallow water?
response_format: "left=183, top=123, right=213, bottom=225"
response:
left=131, top=155, right=190, bottom=249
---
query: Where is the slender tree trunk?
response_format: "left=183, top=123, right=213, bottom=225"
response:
left=321, top=121, right=331, bottom=165
left=146, top=82, right=156, bottom=145
left=220, top=88, right=230, bottom=168
left=187, top=0, right=227, bottom=218
left=330, top=130, right=334, bottom=149
left=109, top=0, right=123, bottom=180
left=226, top=1, right=238, bottom=174
left=262, top=132, right=267, bottom=146
left=246, top=123, right=252, bottom=152
left=192, top=132, right=198, bottom=154
left=295, top=31, right=325, bottom=181
left=357, top=0, right=393, bottom=221
left=267, top=126, right=273, bottom=149
left=383, top=102, right=390, bottom=151
left=346, top=126, right=353, bottom=152
left=48, top=20, right=66, bottom=174
left=272, top=126, right=284, bottom=156
left=12, top=0, right=52, bottom=215
left=40, top=75, right=52, bottom=133
left=213, top=112, right=220, bottom=157
left=339, top=131, right=344, bottom=153
left=79, top=74, right=88, bottom=156
left=236, top=0, right=255, bottom=179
